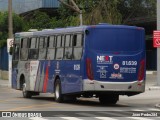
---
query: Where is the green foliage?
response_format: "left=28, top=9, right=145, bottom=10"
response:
left=118, top=0, right=156, bottom=23
left=0, top=12, right=25, bottom=48
left=83, top=0, right=122, bottom=25
left=0, top=40, right=7, bottom=48
left=58, top=0, right=156, bottom=25
left=25, top=11, right=69, bottom=30
left=58, top=0, right=122, bottom=25
left=26, top=11, right=52, bottom=30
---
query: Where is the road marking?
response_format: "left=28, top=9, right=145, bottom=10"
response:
left=2, top=103, right=55, bottom=111
left=1, top=103, right=82, bottom=111
left=29, top=117, right=48, bottom=120
left=132, top=109, right=145, bottom=111
left=60, top=117, right=83, bottom=120
left=147, top=108, right=160, bottom=111
left=95, top=117, right=118, bottom=120
left=0, top=98, right=22, bottom=104
left=127, top=117, right=153, bottom=120
left=75, top=112, right=98, bottom=117
left=98, top=111, right=126, bottom=117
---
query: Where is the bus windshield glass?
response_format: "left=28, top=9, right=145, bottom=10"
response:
left=89, top=28, right=143, bottom=52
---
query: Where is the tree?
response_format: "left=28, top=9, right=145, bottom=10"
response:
left=0, top=12, right=25, bottom=47
left=0, top=12, right=25, bottom=40
left=118, top=0, right=156, bottom=23
left=58, top=0, right=122, bottom=26
left=83, top=0, right=122, bottom=24
left=26, top=11, right=53, bottom=30
left=58, top=0, right=156, bottom=26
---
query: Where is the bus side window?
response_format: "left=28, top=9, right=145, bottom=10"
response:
left=47, top=36, right=56, bottom=60
left=64, top=35, right=72, bottom=60
left=28, top=37, right=38, bottom=60
left=20, top=38, right=28, bottom=60
left=57, top=36, right=61, bottom=47
left=73, top=34, right=83, bottom=60
left=39, top=37, right=47, bottom=60
left=13, top=44, right=20, bottom=60
left=55, top=35, right=64, bottom=60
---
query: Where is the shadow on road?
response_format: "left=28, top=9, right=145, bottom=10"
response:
left=28, top=96, right=130, bottom=108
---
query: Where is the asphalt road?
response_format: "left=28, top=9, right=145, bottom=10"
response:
left=0, top=74, right=160, bottom=120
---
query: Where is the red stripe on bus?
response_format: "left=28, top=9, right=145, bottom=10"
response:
left=43, top=63, right=49, bottom=92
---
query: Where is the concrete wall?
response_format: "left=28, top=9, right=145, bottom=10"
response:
left=0, top=70, right=8, bottom=80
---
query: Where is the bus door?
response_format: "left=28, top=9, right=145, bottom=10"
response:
left=12, top=44, right=20, bottom=89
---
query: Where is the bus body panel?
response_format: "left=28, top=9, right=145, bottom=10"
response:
left=62, top=60, right=83, bottom=94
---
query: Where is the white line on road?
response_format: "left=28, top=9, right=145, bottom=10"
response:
left=132, top=109, right=145, bottom=111
left=75, top=112, right=98, bottom=117
left=127, top=117, right=154, bottom=120
left=98, top=111, right=126, bottom=117
left=95, top=117, right=118, bottom=120
left=147, top=108, right=160, bottom=111
left=60, top=117, right=83, bottom=120
left=29, top=117, right=48, bottom=120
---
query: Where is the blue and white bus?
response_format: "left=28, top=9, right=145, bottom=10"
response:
left=12, top=24, right=146, bottom=104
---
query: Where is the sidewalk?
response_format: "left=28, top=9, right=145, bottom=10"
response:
left=0, top=79, right=9, bottom=87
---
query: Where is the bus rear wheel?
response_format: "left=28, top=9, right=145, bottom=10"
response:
left=55, top=80, right=64, bottom=103
left=99, top=94, right=119, bottom=105
left=22, top=83, right=32, bottom=98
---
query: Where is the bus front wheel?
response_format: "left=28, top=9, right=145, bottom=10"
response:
left=55, top=80, right=64, bottom=103
left=22, top=83, right=32, bottom=98
left=99, top=94, right=119, bottom=105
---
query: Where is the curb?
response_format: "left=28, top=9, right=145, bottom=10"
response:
left=149, top=86, right=160, bottom=90
left=0, top=84, right=9, bottom=87
left=146, top=71, right=157, bottom=75
left=155, top=104, right=160, bottom=108
left=0, top=79, right=9, bottom=87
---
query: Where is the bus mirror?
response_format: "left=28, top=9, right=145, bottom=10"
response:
left=85, top=30, right=89, bottom=35
left=9, top=47, right=13, bottom=55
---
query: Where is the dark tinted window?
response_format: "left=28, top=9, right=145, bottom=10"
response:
left=64, top=48, right=72, bottom=60
left=13, top=44, right=20, bottom=60
left=28, top=37, right=38, bottom=59
left=47, top=36, right=56, bottom=60
left=72, top=34, right=83, bottom=60
left=56, top=48, right=63, bottom=60
left=39, top=37, right=47, bottom=59
left=20, top=38, right=28, bottom=60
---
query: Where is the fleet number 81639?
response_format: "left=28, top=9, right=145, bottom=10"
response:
left=122, top=61, right=137, bottom=66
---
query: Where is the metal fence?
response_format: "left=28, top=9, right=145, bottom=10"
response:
left=0, top=46, right=8, bottom=71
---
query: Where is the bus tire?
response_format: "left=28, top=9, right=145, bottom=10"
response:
left=55, top=79, right=64, bottom=103
left=99, top=95, right=119, bottom=105
left=22, top=83, right=32, bottom=98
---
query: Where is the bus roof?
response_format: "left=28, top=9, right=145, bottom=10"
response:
left=33, top=26, right=87, bottom=36
left=15, top=24, right=144, bottom=37
left=15, top=32, right=34, bottom=37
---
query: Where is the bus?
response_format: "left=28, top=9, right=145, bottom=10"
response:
left=12, top=24, right=146, bottom=104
